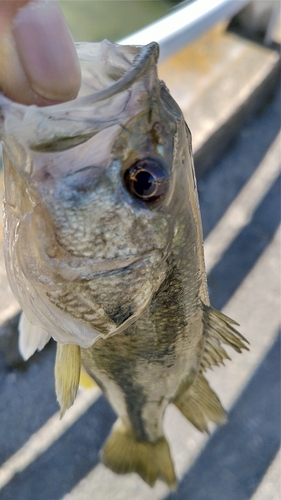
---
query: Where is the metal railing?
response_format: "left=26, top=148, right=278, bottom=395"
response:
left=119, top=0, right=251, bottom=61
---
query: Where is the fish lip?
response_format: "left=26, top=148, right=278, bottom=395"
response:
left=49, top=249, right=164, bottom=281
left=84, top=251, right=158, bottom=273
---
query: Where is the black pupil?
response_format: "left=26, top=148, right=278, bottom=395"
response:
left=133, top=170, right=155, bottom=196
left=123, top=158, right=168, bottom=203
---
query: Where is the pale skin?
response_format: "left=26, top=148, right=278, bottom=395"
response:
left=0, top=0, right=81, bottom=105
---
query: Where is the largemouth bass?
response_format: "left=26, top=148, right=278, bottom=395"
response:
left=0, top=40, right=248, bottom=488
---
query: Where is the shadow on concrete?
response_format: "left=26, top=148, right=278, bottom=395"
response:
left=0, top=395, right=116, bottom=500
left=0, top=343, right=58, bottom=465
left=208, top=174, right=280, bottom=310
left=198, top=83, right=280, bottom=238
left=164, top=331, right=281, bottom=500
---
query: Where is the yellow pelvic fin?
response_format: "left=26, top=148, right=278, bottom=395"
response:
left=101, top=419, right=177, bottom=489
left=173, top=372, right=227, bottom=433
left=79, top=367, right=97, bottom=389
left=55, top=343, right=81, bottom=418
left=201, top=304, right=249, bottom=372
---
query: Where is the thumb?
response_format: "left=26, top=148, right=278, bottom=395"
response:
left=0, top=0, right=81, bottom=105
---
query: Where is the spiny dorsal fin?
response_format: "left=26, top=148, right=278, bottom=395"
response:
left=173, top=373, right=227, bottom=433
left=201, top=303, right=249, bottom=371
left=55, top=343, right=81, bottom=418
left=102, top=419, right=177, bottom=489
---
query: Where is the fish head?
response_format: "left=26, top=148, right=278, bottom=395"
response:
left=0, top=41, right=201, bottom=348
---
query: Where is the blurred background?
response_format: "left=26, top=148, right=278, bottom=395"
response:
left=59, top=0, right=183, bottom=42
left=0, top=1, right=280, bottom=499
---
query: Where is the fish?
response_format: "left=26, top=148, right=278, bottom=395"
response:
left=0, top=40, right=248, bottom=488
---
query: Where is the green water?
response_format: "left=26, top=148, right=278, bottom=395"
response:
left=59, top=1, right=182, bottom=42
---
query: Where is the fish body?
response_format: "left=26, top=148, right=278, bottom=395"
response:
left=0, top=41, right=248, bottom=488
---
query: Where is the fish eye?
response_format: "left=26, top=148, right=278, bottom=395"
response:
left=123, top=158, right=168, bottom=203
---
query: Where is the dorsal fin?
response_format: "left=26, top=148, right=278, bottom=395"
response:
left=200, top=304, right=249, bottom=372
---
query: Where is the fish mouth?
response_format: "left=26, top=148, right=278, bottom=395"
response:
left=76, top=42, right=159, bottom=106
left=44, top=248, right=164, bottom=282
left=0, top=42, right=160, bottom=153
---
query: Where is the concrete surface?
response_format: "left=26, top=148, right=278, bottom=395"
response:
left=158, top=23, right=280, bottom=173
left=252, top=449, right=281, bottom=500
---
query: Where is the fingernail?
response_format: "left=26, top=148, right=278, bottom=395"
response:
left=12, top=0, right=81, bottom=101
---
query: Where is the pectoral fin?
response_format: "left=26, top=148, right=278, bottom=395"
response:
left=173, top=373, right=227, bottom=433
left=55, top=343, right=81, bottom=418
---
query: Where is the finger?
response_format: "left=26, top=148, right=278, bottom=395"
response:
left=0, top=0, right=81, bottom=105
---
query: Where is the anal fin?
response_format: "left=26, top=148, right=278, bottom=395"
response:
left=102, top=419, right=177, bottom=489
left=173, top=373, right=227, bottom=433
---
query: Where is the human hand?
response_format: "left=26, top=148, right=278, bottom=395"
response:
left=0, top=0, right=81, bottom=105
